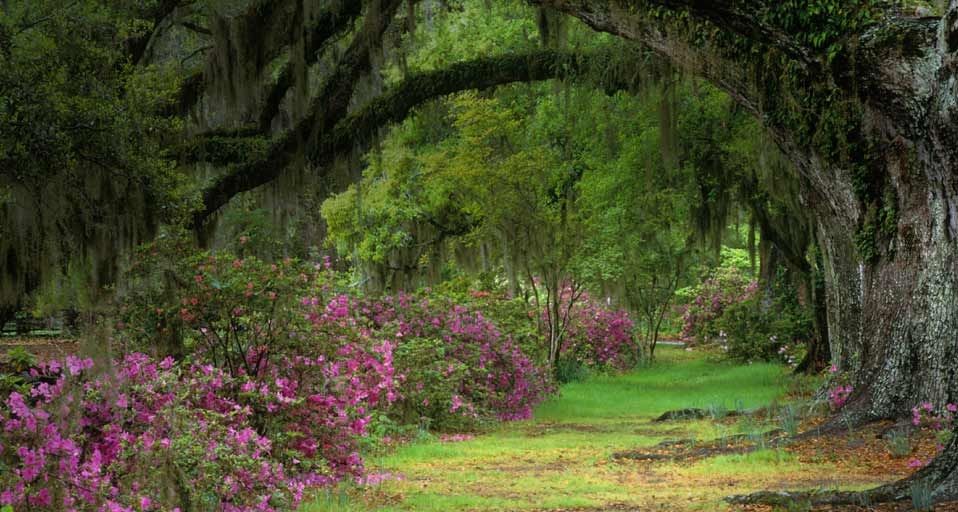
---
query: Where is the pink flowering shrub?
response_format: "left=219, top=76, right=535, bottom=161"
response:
left=558, top=292, right=638, bottom=372
left=342, top=293, right=553, bottom=429
left=828, top=385, right=854, bottom=410
left=123, top=244, right=551, bottom=432
left=120, top=246, right=338, bottom=369
left=906, top=402, right=957, bottom=468
left=825, top=365, right=855, bottom=411
left=679, top=270, right=758, bottom=345
left=0, top=347, right=394, bottom=511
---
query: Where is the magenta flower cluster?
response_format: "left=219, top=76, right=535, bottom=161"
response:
left=0, top=343, right=395, bottom=511
left=556, top=291, right=638, bottom=371
left=907, top=402, right=957, bottom=468
left=337, top=292, right=553, bottom=425
left=828, top=385, right=854, bottom=410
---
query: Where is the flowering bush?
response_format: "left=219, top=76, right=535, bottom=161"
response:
left=558, top=292, right=638, bottom=372
left=906, top=401, right=957, bottom=468
left=344, top=293, right=553, bottom=430
left=119, top=244, right=342, bottom=367
left=678, top=269, right=757, bottom=345
left=678, top=264, right=812, bottom=363
left=0, top=344, right=394, bottom=511
left=824, top=365, right=855, bottom=411
left=828, top=384, right=854, bottom=410
left=123, top=245, right=552, bottom=432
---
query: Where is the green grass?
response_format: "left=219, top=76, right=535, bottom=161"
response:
left=534, top=348, right=784, bottom=422
left=301, top=347, right=886, bottom=511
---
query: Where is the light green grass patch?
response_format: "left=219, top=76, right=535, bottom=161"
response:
left=302, top=347, right=883, bottom=511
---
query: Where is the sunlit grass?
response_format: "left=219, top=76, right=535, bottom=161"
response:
left=535, top=348, right=785, bottom=422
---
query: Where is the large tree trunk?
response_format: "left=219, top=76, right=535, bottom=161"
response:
left=814, top=13, right=958, bottom=424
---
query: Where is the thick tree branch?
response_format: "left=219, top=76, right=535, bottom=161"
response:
left=531, top=0, right=817, bottom=69
left=191, top=48, right=640, bottom=230
left=191, top=0, right=404, bottom=233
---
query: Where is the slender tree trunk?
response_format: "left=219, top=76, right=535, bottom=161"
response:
left=796, top=260, right=831, bottom=373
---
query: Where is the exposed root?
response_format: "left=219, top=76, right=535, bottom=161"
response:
left=613, top=429, right=786, bottom=463
left=728, top=434, right=958, bottom=509
left=789, top=405, right=881, bottom=441
left=653, top=407, right=745, bottom=422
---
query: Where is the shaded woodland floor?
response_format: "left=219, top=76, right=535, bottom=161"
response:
left=304, top=347, right=952, bottom=511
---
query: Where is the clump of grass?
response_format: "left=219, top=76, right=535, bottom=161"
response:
left=736, top=415, right=768, bottom=448
left=885, top=429, right=912, bottom=458
left=910, top=481, right=935, bottom=511
left=782, top=499, right=812, bottom=512
left=733, top=398, right=747, bottom=415
left=853, top=491, right=873, bottom=508
left=779, top=404, right=800, bottom=437
left=302, top=487, right=353, bottom=512
left=707, top=402, right=729, bottom=420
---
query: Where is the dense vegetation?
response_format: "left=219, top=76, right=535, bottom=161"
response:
left=1, top=0, right=957, bottom=509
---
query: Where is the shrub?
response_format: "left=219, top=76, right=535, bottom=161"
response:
left=119, top=245, right=339, bottom=367
left=678, top=268, right=757, bottom=345
left=0, top=348, right=394, bottom=511
left=559, top=293, right=638, bottom=372
left=120, top=244, right=553, bottom=433
left=346, top=293, right=553, bottom=430
left=677, top=262, right=812, bottom=364
left=714, top=292, right=812, bottom=363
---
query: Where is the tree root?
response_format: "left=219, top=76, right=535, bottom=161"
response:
left=653, top=407, right=745, bottom=422
left=787, top=404, right=880, bottom=441
left=727, top=430, right=958, bottom=509
left=612, top=429, right=786, bottom=462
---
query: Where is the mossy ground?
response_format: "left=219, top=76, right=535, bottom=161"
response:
left=302, top=347, right=921, bottom=511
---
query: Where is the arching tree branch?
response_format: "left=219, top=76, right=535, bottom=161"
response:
left=190, top=47, right=644, bottom=230
left=531, top=0, right=819, bottom=69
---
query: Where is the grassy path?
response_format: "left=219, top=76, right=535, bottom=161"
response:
left=304, top=348, right=895, bottom=511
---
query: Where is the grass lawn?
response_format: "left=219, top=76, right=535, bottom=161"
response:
left=302, top=347, right=898, bottom=511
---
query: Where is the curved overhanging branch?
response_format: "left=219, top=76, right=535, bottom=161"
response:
left=527, top=0, right=766, bottom=115
left=190, top=48, right=643, bottom=231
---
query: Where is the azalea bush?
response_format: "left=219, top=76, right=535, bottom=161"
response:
left=348, top=292, right=552, bottom=430
left=0, top=347, right=394, bottom=511
left=119, top=239, right=342, bottom=366
left=678, top=266, right=757, bottom=345
left=712, top=295, right=811, bottom=363
left=678, top=263, right=812, bottom=363
left=121, top=242, right=553, bottom=430
left=558, top=292, right=638, bottom=373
